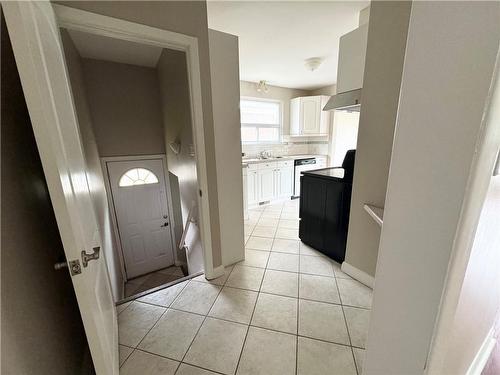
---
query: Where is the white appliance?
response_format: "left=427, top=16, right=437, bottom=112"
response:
left=294, top=158, right=319, bottom=197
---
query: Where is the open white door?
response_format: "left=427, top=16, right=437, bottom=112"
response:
left=2, top=2, right=118, bottom=374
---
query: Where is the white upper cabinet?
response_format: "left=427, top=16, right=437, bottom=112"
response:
left=336, top=23, right=369, bottom=93
left=290, top=95, right=330, bottom=137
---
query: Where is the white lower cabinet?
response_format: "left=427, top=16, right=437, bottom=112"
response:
left=275, top=166, right=294, bottom=198
left=244, top=161, right=294, bottom=206
left=258, top=168, right=275, bottom=201
left=247, top=169, right=259, bottom=205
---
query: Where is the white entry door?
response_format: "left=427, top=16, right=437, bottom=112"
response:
left=2, top=2, right=118, bottom=374
left=107, top=159, right=175, bottom=278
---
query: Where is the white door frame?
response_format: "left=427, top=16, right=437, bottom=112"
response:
left=101, top=155, right=178, bottom=283
left=53, top=4, right=218, bottom=279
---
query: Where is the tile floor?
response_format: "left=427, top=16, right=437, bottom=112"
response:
left=117, top=199, right=373, bottom=374
left=124, top=265, right=186, bottom=298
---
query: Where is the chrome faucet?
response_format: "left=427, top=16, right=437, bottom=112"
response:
left=259, top=150, right=272, bottom=159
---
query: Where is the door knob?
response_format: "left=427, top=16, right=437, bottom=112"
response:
left=54, top=261, right=68, bottom=270
left=161, top=222, right=169, bottom=227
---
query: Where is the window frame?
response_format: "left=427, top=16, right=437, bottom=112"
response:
left=240, top=96, right=283, bottom=144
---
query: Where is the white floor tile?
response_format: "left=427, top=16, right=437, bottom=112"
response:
left=278, top=219, right=299, bottom=229
left=245, top=236, right=273, bottom=251
left=244, top=224, right=255, bottom=237
left=299, top=274, right=340, bottom=304
left=117, top=301, right=132, bottom=315
left=137, top=281, right=188, bottom=307
left=261, top=210, right=281, bottom=219
left=226, top=265, right=265, bottom=291
left=251, top=293, right=297, bottom=334
left=119, top=345, right=133, bottom=366
left=280, top=212, right=300, bottom=220
left=139, top=309, right=204, bottom=360
left=271, top=238, right=300, bottom=254
left=275, top=228, right=299, bottom=240
left=257, top=217, right=279, bottom=227
left=176, top=363, right=219, bottom=375
left=236, top=326, right=296, bottom=375
left=299, top=242, right=324, bottom=257
left=264, top=205, right=283, bottom=213
left=250, top=225, right=277, bottom=238
left=260, top=269, right=299, bottom=298
left=118, top=301, right=165, bottom=347
left=209, top=287, right=258, bottom=324
left=282, top=206, right=299, bottom=214
left=337, top=279, right=373, bottom=309
left=170, top=281, right=221, bottom=315
left=299, top=255, right=334, bottom=276
left=343, top=306, right=371, bottom=348
left=298, top=299, right=349, bottom=345
left=120, top=350, right=179, bottom=375
left=267, top=252, right=299, bottom=272
left=297, top=336, right=357, bottom=375
left=238, top=249, right=269, bottom=268
left=353, top=347, right=365, bottom=374
left=184, top=317, right=247, bottom=375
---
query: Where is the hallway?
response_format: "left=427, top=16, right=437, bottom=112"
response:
left=117, top=199, right=372, bottom=374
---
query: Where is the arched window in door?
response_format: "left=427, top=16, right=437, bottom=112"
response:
left=118, top=168, right=159, bottom=187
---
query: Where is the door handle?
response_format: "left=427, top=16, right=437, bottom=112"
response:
left=81, top=246, right=100, bottom=267
left=54, top=261, right=68, bottom=270
left=161, top=222, right=169, bottom=227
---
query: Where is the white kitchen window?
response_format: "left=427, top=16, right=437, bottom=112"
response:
left=240, top=98, right=282, bottom=143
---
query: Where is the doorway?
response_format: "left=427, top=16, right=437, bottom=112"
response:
left=105, top=157, right=176, bottom=280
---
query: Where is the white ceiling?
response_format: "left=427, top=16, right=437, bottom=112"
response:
left=207, top=1, right=369, bottom=90
left=66, top=29, right=163, bottom=67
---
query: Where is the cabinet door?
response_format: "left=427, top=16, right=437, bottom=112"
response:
left=279, top=167, right=294, bottom=197
left=259, top=169, right=275, bottom=201
left=301, top=97, right=321, bottom=134
left=247, top=171, right=258, bottom=205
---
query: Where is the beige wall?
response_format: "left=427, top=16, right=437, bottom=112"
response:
left=344, top=1, right=411, bottom=277
left=209, top=29, right=245, bottom=266
left=81, top=58, right=165, bottom=157
left=364, top=1, right=500, bottom=372
left=309, top=84, right=336, bottom=96
left=58, top=0, right=223, bottom=269
left=1, top=20, right=94, bottom=373
left=157, top=48, right=201, bottom=271
left=61, top=30, right=123, bottom=300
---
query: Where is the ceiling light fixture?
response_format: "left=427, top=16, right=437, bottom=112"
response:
left=304, top=57, right=324, bottom=72
left=256, top=80, right=269, bottom=93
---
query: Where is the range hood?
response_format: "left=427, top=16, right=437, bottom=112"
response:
left=323, top=88, right=361, bottom=112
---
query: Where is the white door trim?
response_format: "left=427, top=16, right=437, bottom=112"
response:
left=101, top=155, right=178, bottom=284
left=52, top=4, right=217, bottom=278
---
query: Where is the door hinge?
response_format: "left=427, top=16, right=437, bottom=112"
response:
left=199, top=189, right=202, bottom=197
left=69, top=259, right=82, bottom=276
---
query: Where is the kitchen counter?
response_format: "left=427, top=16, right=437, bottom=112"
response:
left=242, top=154, right=327, bottom=166
left=302, top=167, right=345, bottom=179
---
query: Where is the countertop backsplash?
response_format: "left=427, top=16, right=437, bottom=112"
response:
left=242, top=141, right=329, bottom=159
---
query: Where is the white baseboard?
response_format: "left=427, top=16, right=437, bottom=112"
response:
left=206, top=264, right=225, bottom=280
left=341, top=261, right=375, bottom=289
left=467, top=326, right=496, bottom=375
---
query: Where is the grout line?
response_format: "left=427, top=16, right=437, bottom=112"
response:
left=295, top=245, right=301, bottom=375
left=176, top=278, right=226, bottom=370
left=234, top=235, right=271, bottom=374
left=333, top=268, right=359, bottom=375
